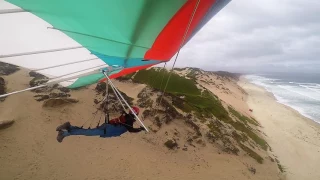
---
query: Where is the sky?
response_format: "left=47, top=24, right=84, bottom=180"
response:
left=172, top=0, right=320, bottom=73
left=1, top=0, right=320, bottom=74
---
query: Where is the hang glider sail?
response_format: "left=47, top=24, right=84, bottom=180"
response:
left=2, top=0, right=231, bottom=89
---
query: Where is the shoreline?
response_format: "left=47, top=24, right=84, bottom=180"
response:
left=240, top=75, right=320, bottom=125
left=239, top=76, right=320, bottom=180
left=239, top=75, right=320, bottom=125
left=240, top=76, right=320, bottom=129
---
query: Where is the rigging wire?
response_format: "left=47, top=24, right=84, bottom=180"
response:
left=104, top=81, right=110, bottom=125
left=80, top=109, right=99, bottom=128
left=158, top=0, right=200, bottom=107
left=97, top=108, right=104, bottom=128
left=158, top=62, right=168, bottom=92
left=153, top=63, right=167, bottom=111
left=57, top=83, right=109, bottom=129
left=0, top=46, right=83, bottom=58
left=98, top=81, right=110, bottom=127
left=149, top=62, right=167, bottom=89
left=48, top=64, right=107, bottom=81
left=51, top=87, right=104, bottom=129
left=103, top=72, right=149, bottom=132
left=87, top=110, right=99, bottom=129
left=33, top=58, right=99, bottom=72
left=109, top=82, right=126, bottom=111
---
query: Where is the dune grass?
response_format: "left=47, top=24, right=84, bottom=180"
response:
left=227, top=106, right=267, bottom=150
left=186, top=69, right=198, bottom=81
left=226, top=119, right=268, bottom=151
left=275, top=158, right=286, bottom=173
left=133, top=69, right=231, bottom=121
left=173, top=67, right=185, bottom=71
left=133, top=70, right=264, bottom=145
left=228, top=106, right=259, bottom=126
left=232, top=131, right=249, bottom=143
left=207, top=121, right=223, bottom=138
left=131, top=68, right=271, bottom=164
left=183, top=93, right=230, bottom=120
left=133, top=68, right=268, bottom=156
left=116, top=73, right=135, bottom=81
left=233, top=131, right=264, bottom=164
left=133, top=69, right=200, bottom=95
left=239, top=143, right=264, bottom=164
left=277, top=163, right=285, bottom=173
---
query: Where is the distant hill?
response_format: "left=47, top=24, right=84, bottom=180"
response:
left=174, top=67, right=242, bottom=80
left=210, top=71, right=242, bottom=80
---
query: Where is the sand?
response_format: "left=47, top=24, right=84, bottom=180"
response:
left=197, top=73, right=250, bottom=117
left=0, top=69, right=282, bottom=180
left=239, top=77, right=320, bottom=180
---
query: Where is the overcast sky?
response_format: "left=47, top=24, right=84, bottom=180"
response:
left=1, top=0, right=320, bottom=74
left=173, top=0, right=320, bottom=73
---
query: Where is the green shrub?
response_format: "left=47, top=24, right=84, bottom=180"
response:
left=239, top=143, right=264, bottom=164
left=133, top=69, right=200, bottom=95
left=164, top=139, right=177, bottom=149
left=228, top=106, right=259, bottom=126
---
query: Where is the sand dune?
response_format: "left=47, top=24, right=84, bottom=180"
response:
left=0, top=69, right=282, bottom=180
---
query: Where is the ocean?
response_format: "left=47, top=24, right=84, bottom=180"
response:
left=245, top=73, right=320, bottom=124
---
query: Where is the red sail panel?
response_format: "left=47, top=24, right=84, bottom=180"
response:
left=145, top=0, right=216, bottom=61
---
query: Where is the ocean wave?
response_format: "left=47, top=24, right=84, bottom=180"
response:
left=299, top=85, right=320, bottom=94
left=273, top=93, right=289, bottom=103
left=277, top=85, right=320, bottom=101
left=298, top=84, right=320, bottom=88
left=246, top=75, right=277, bottom=81
left=282, top=103, right=317, bottom=122
left=246, top=75, right=276, bottom=86
left=272, top=91, right=320, bottom=123
left=298, top=82, right=319, bottom=86
left=245, top=74, right=320, bottom=123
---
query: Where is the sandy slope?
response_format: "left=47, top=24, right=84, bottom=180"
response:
left=1, top=70, right=281, bottom=180
left=197, top=73, right=250, bottom=117
left=239, top=78, right=320, bottom=180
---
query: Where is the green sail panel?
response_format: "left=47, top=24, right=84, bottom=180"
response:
left=7, top=0, right=187, bottom=59
left=67, top=73, right=105, bottom=89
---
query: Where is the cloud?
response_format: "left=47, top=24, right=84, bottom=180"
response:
left=169, top=0, right=320, bottom=73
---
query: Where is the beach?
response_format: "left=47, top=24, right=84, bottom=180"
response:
left=239, top=77, right=320, bottom=180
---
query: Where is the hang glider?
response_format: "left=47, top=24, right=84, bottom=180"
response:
left=1, top=0, right=231, bottom=89
left=0, top=0, right=231, bottom=131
